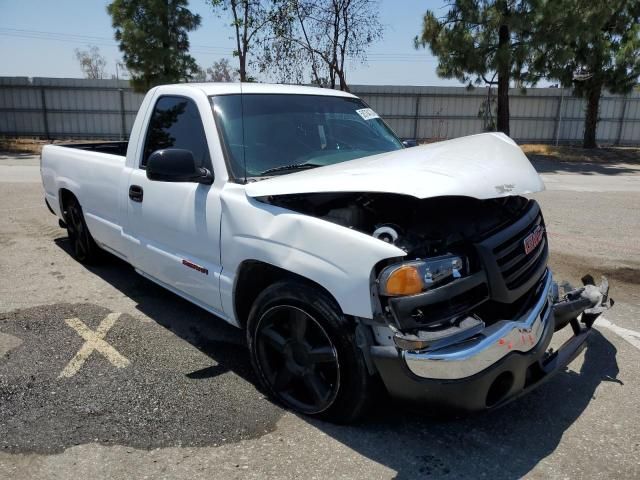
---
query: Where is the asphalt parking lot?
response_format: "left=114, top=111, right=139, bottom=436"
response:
left=1, top=151, right=639, bottom=479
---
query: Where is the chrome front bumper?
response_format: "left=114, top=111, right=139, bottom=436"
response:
left=404, top=270, right=554, bottom=380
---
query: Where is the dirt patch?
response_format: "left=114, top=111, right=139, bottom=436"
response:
left=0, top=138, right=112, bottom=155
left=521, top=144, right=640, bottom=165
left=0, top=138, right=49, bottom=155
left=605, top=267, right=640, bottom=285
left=549, top=251, right=640, bottom=303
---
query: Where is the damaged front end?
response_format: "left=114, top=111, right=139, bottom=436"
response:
left=362, top=195, right=612, bottom=410
left=369, top=271, right=613, bottom=411
left=261, top=191, right=612, bottom=410
left=243, top=131, right=612, bottom=410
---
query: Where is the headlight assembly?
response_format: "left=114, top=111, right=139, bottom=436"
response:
left=378, top=254, right=467, bottom=296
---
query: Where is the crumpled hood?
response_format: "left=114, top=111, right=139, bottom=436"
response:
left=245, top=132, right=545, bottom=200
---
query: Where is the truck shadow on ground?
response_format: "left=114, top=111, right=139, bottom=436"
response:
left=57, top=241, right=621, bottom=480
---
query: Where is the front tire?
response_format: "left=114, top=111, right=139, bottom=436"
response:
left=247, top=280, right=374, bottom=423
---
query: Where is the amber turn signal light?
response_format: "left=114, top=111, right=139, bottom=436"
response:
left=383, top=265, right=423, bottom=296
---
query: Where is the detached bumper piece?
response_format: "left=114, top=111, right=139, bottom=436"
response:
left=371, top=270, right=612, bottom=412
left=551, top=274, right=613, bottom=332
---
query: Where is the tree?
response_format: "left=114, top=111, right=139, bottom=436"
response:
left=114, top=61, right=129, bottom=80
left=207, top=58, right=239, bottom=81
left=209, top=0, right=272, bottom=81
left=266, top=0, right=383, bottom=91
left=532, top=0, right=640, bottom=148
left=191, top=67, right=209, bottom=82
left=192, top=59, right=239, bottom=82
left=107, top=0, right=202, bottom=92
left=75, top=45, right=107, bottom=79
left=415, top=1, right=536, bottom=135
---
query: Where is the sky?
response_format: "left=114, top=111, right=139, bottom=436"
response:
left=0, top=0, right=461, bottom=86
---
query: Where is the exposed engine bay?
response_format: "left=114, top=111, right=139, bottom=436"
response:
left=261, top=191, right=530, bottom=259
left=261, top=192, right=544, bottom=333
left=259, top=192, right=612, bottom=356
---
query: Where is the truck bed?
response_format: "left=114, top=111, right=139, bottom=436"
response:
left=60, top=141, right=128, bottom=157
left=41, top=141, right=128, bottom=256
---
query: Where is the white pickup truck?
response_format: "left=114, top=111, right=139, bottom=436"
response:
left=41, top=83, right=611, bottom=422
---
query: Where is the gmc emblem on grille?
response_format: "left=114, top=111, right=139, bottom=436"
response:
left=523, top=225, right=544, bottom=255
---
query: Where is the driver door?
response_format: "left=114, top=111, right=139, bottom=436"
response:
left=126, top=95, right=224, bottom=313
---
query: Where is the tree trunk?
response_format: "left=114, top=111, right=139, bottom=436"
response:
left=230, top=1, right=246, bottom=82
left=239, top=54, right=247, bottom=82
left=496, top=23, right=510, bottom=136
left=337, top=69, right=349, bottom=92
left=583, top=83, right=601, bottom=148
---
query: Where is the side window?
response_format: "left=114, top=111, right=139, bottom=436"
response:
left=141, top=96, right=211, bottom=169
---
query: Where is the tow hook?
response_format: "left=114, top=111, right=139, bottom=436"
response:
left=551, top=274, right=613, bottom=333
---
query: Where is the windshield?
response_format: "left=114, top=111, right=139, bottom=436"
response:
left=211, top=94, right=403, bottom=179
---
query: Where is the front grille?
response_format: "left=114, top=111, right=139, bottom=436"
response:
left=475, top=200, right=549, bottom=304
left=494, top=212, right=547, bottom=289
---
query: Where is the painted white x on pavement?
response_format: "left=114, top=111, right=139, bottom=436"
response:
left=59, top=312, right=130, bottom=378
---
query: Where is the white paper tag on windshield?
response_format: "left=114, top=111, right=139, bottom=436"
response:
left=355, top=108, right=380, bottom=120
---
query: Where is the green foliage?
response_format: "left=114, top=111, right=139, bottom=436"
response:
left=107, top=0, right=201, bottom=92
left=532, top=0, right=640, bottom=147
left=534, top=0, right=640, bottom=95
left=416, top=1, right=531, bottom=86
left=415, top=0, right=536, bottom=134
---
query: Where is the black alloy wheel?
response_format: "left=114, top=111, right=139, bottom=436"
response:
left=247, top=280, right=377, bottom=423
left=64, top=196, right=100, bottom=263
left=255, top=305, right=340, bottom=414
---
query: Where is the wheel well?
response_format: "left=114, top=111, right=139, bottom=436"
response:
left=233, top=260, right=342, bottom=329
left=58, top=188, right=76, bottom=216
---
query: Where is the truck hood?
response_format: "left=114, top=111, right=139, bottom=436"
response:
left=245, top=132, right=545, bottom=200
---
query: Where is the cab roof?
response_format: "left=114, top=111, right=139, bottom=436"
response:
left=167, top=82, right=358, bottom=98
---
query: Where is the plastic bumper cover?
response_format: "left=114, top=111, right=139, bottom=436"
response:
left=370, top=270, right=595, bottom=411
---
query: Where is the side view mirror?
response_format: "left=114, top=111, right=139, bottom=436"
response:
left=146, top=149, right=213, bottom=185
left=402, top=139, right=418, bottom=148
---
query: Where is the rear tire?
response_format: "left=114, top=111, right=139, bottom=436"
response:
left=63, top=195, right=101, bottom=264
left=247, top=280, right=375, bottom=423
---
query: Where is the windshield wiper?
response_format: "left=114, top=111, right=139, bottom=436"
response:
left=259, top=162, right=321, bottom=176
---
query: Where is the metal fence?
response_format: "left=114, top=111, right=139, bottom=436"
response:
left=0, top=77, right=145, bottom=140
left=1, top=76, right=639, bottom=145
left=354, top=85, right=640, bottom=145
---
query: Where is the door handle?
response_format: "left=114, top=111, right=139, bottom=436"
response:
left=129, top=185, right=143, bottom=202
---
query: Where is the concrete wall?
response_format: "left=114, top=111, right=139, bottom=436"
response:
left=1, top=77, right=638, bottom=144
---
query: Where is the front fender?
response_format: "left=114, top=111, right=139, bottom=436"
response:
left=219, top=184, right=404, bottom=322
